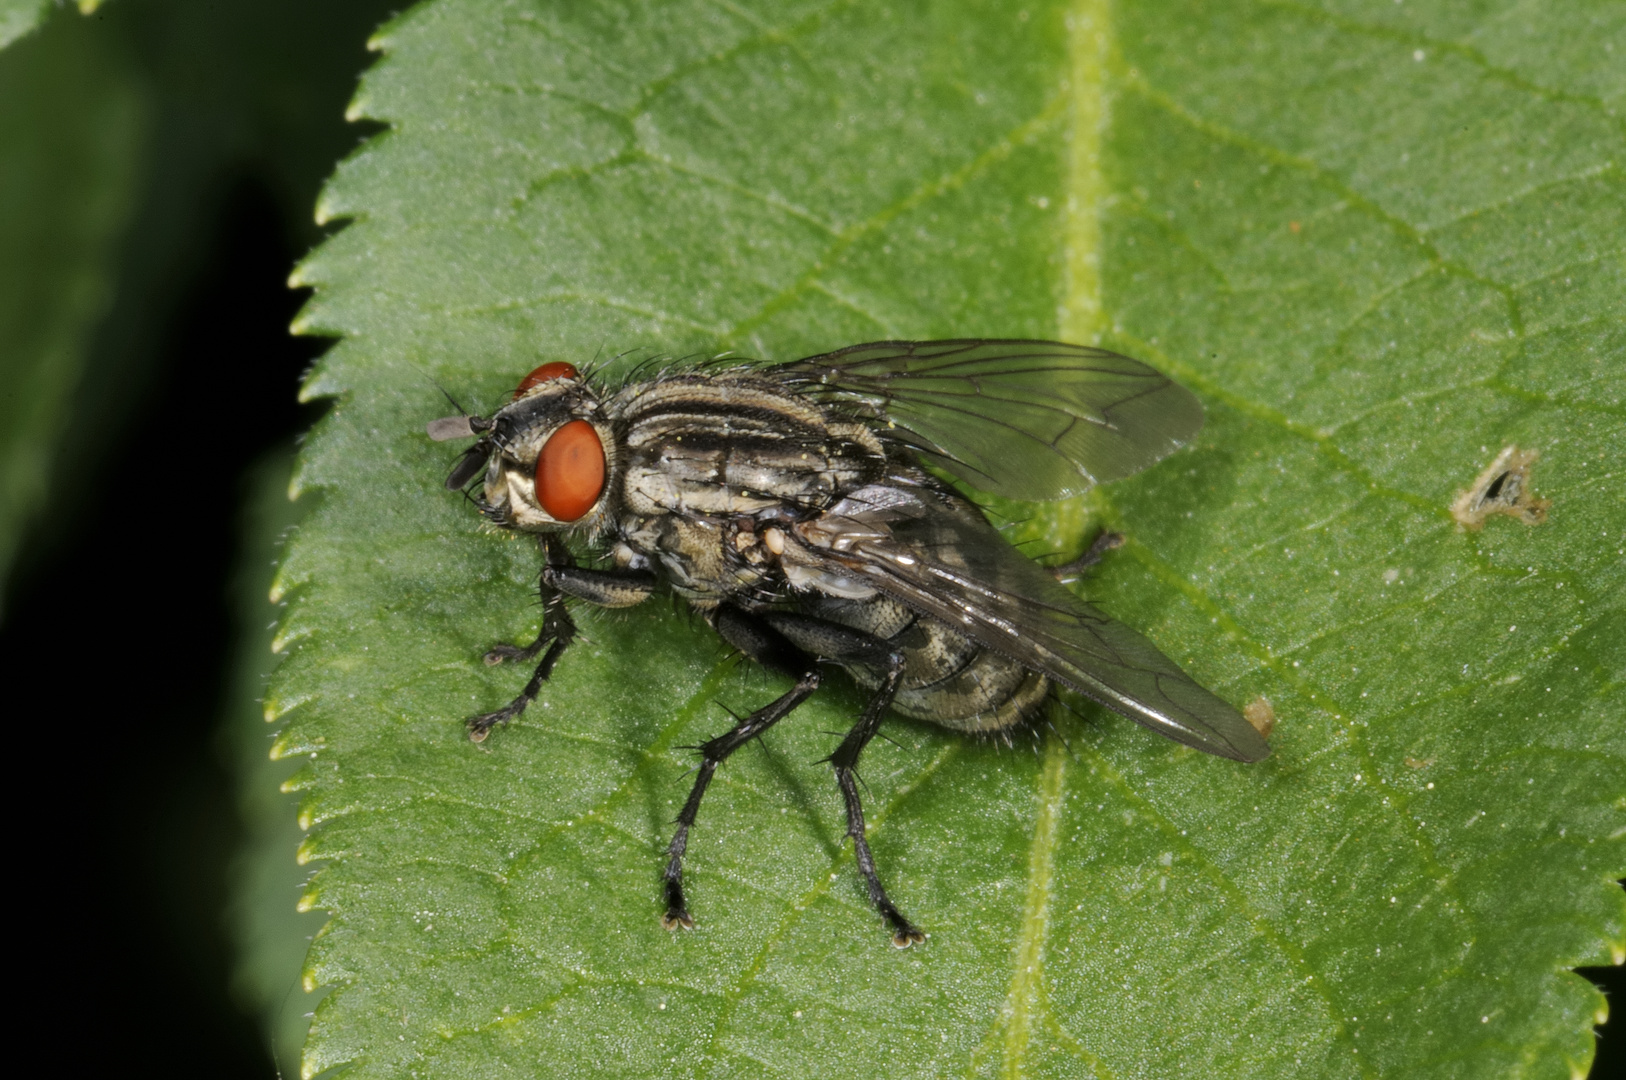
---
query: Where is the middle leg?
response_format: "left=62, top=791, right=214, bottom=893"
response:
left=661, top=605, right=821, bottom=930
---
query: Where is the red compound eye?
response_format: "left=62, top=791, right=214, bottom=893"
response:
left=534, top=420, right=605, bottom=522
left=513, top=361, right=579, bottom=398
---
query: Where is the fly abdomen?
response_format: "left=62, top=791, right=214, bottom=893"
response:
left=800, top=594, right=1049, bottom=733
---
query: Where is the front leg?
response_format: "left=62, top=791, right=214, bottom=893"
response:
left=468, top=538, right=656, bottom=741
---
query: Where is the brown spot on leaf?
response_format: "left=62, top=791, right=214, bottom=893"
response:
left=1243, top=696, right=1276, bottom=738
left=1450, top=445, right=1549, bottom=531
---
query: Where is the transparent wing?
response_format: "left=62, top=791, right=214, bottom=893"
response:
left=778, top=339, right=1204, bottom=501
left=793, top=477, right=1269, bottom=761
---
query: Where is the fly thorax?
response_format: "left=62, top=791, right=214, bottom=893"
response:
left=618, top=513, right=767, bottom=604
left=612, top=373, right=886, bottom=519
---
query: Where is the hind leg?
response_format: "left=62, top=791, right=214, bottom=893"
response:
left=761, top=612, right=920, bottom=946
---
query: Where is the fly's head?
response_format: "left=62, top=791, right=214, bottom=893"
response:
left=428, top=361, right=617, bottom=535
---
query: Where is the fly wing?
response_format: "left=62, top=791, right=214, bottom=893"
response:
left=778, top=339, right=1204, bottom=501
left=792, top=477, right=1269, bottom=761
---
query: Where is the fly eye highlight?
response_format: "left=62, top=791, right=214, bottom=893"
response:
left=514, top=361, right=579, bottom=398
left=535, top=420, right=605, bottom=521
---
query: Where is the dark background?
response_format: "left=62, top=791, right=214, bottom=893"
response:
left=0, top=3, right=1619, bottom=1078
left=3, top=177, right=313, bottom=1078
left=2, top=2, right=394, bottom=1075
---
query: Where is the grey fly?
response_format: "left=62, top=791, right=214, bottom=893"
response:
left=428, top=339, right=1269, bottom=946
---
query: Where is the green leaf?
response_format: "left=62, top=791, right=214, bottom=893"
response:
left=0, top=0, right=402, bottom=609
left=0, top=9, right=145, bottom=610
left=277, top=1, right=1624, bottom=1076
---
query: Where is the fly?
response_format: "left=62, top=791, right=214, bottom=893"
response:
left=428, top=339, right=1270, bottom=947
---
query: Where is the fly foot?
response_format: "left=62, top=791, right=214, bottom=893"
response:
left=483, top=641, right=542, bottom=666
left=662, top=877, right=695, bottom=931
left=466, top=708, right=516, bottom=742
left=1051, top=530, right=1124, bottom=581
left=881, top=904, right=925, bottom=948
left=890, top=926, right=926, bottom=949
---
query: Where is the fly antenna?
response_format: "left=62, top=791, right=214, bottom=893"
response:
left=408, top=362, right=474, bottom=416
left=435, top=381, right=471, bottom=417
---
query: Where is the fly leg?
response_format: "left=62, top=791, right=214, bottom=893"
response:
left=760, top=613, right=921, bottom=947
left=467, top=584, right=574, bottom=742
left=469, top=538, right=655, bottom=741
left=662, top=605, right=821, bottom=931
left=479, top=537, right=576, bottom=671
